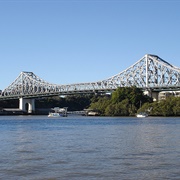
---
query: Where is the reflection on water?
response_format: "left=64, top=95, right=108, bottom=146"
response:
left=0, top=116, right=180, bottom=179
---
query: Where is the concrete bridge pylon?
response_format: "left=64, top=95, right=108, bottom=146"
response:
left=19, top=98, right=35, bottom=113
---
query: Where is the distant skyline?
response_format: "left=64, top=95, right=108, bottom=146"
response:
left=0, top=0, right=180, bottom=90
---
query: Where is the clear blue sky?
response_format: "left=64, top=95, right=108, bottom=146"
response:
left=0, top=0, right=180, bottom=90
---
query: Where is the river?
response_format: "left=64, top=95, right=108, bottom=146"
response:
left=0, top=115, right=179, bottom=180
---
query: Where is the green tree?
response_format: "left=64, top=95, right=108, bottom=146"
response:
left=90, top=86, right=153, bottom=116
left=90, top=96, right=111, bottom=115
left=172, top=97, right=180, bottom=115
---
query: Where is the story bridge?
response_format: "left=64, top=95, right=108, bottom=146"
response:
left=0, top=54, right=180, bottom=113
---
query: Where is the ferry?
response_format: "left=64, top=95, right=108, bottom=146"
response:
left=48, top=107, right=68, bottom=117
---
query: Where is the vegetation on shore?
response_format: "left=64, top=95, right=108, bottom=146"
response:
left=139, top=96, right=180, bottom=116
left=89, top=86, right=152, bottom=116
left=36, top=94, right=93, bottom=111
left=89, top=87, right=180, bottom=116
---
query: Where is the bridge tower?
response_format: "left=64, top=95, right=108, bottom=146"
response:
left=19, top=98, right=35, bottom=113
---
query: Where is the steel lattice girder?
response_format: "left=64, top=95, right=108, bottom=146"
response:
left=0, top=54, right=180, bottom=99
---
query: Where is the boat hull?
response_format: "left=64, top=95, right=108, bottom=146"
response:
left=48, top=113, right=60, bottom=117
left=136, top=113, right=148, bottom=118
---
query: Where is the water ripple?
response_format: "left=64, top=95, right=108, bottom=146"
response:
left=0, top=116, right=179, bottom=180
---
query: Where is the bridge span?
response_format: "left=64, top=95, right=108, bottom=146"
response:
left=0, top=54, right=180, bottom=113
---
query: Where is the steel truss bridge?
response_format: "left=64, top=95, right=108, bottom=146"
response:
left=0, top=54, right=180, bottom=101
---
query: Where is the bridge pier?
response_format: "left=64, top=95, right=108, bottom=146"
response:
left=19, top=98, right=35, bottom=113
left=144, top=90, right=159, bottom=101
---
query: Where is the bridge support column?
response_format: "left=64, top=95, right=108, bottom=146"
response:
left=144, top=90, right=159, bottom=101
left=151, top=92, right=159, bottom=101
left=19, top=98, right=35, bottom=113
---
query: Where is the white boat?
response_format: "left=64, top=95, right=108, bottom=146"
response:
left=136, top=112, right=148, bottom=118
left=48, top=112, right=60, bottom=117
left=87, top=111, right=99, bottom=116
left=48, top=107, right=68, bottom=117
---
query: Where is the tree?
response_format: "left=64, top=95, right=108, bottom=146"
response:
left=89, top=86, right=153, bottom=116
left=138, top=96, right=180, bottom=116
left=90, top=96, right=111, bottom=115
left=172, top=97, right=180, bottom=116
